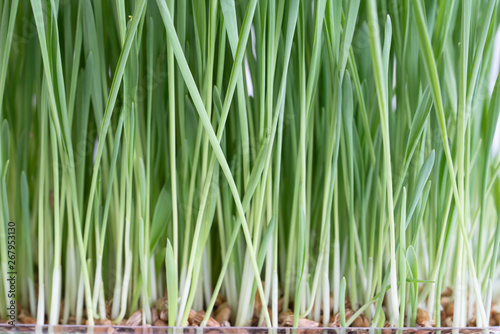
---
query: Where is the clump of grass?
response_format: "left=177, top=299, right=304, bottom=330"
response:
left=1, top=0, right=500, bottom=329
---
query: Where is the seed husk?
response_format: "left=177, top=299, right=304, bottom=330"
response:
left=125, top=309, right=142, bottom=326
left=280, top=315, right=320, bottom=327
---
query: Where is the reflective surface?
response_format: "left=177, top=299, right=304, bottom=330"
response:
left=1, top=326, right=500, bottom=334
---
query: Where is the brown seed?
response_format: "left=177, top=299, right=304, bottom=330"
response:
left=159, top=309, right=168, bottom=321
left=206, top=316, right=221, bottom=327
left=342, top=308, right=369, bottom=327
left=416, top=308, right=430, bottom=326
left=19, top=309, right=36, bottom=324
left=188, top=309, right=204, bottom=326
left=296, top=317, right=320, bottom=327
left=328, top=312, right=341, bottom=327
left=494, top=312, right=500, bottom=326
left=254, top=283, right=264, bottom=316
left=327, top=314, right=340, bottom=327
left=151, top=307, right=159, bottom=324
left=280, top=314, right=293, bottom=327
left=440, top=296, right=452, bottom=308
left=214, top=302, right=231, bottom=324
left=445, top=303, right=454, bottom=317
left=215, top=294, right=224, bottom=308
left=441, top=287, right=453, bottom=297
left=345, top=309, right=354, bottom=318
left=198, top=310, right=221, bottom=327
left=155, top=297, right=168, bottom=311
left=125, top=309, right=142, bottom=326
left=153, top=319, right=167, bottom=326
left=278, top=311, right=293, bottom=323
left=280, top=315, right=320, bottom=327
left=351, top=314, right=370, bottom=327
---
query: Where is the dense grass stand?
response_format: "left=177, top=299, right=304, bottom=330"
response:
left=1, top=0, right=500, bottom=331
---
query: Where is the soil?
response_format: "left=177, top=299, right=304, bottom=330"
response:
left=2, top=287, right=500, bottom=329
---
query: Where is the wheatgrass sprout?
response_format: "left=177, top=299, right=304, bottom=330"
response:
left=1, top=0, right=500, bottom=329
